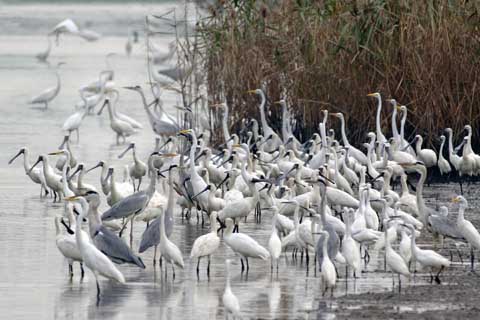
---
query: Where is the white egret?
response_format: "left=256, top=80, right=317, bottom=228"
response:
left=99, top=98, right=136, bottom=144
left=118, top=142, right=147, bottom=191
left=437, top=135, right=451, bottom=175
left=223, top=218, right=270, bottom=272
left=190, top=211, right=220, bottom=276
left=54, top=216, right=84, bottom=277
left=268, top=210, right=282, bottom=271
left=319, top=231, right=336, bottom=296
left=453, top=196, right=480, bottom=271
left=29, top=63, right=63, bottom=109
left=65, top=196, right=125, bottom=299
left=223, top=259, right=241, bottom=319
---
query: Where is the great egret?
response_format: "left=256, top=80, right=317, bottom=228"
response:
left=65, top=196, right=125, bottom=300
left=190, top=211, right=220, bottom=276
left=29, top=63, right=63, bottom=109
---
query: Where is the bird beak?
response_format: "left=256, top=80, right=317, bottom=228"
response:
left=216, top=173, right=230, bottom=189
left=161, top=153, right=177, bottom=158
left=68, top=166, right=82, bottom=181
left=122, top=86, right=135, bottom=91
left=105, top=168, right=113, bottom=180
left=98, top=99, right=109, bottom=115
left=86, top=162, right=103, bottom=173
left=118, top=144, right=134, bottom=159
left=59, top=136, right=68, bottom=149
left=216, top=156, right=233, bottom=168
left=8, top=149, right=24, bottom=165
left=232, top=144, right=241, bottom=148
left=28, top=157, right=42, bottom=173
left=191, top=185, right=210, bottom=200
left=246, top=90, right=256, bottom=94
left=451, top=197, right=460, bottom=203
left=194, top=150, right=206, bottom=162
left=60, top=218, right=75, bottom=235
left=48, top=151, right=64, bottom=156
left=366, top=93, right=376, bottom=97
left=64, top=196, right=79, bottom=202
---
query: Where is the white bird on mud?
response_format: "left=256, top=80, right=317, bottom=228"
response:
left=453, top=196, right=480, bottom=271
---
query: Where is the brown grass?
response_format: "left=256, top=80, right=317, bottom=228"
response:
left=198, top=0, right=480, bottom=149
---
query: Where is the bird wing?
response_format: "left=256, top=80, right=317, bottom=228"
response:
left=102, top=191, right=148, bottom=220
left=138, top=217, right=161, bottom=253
left=94, top=226, right=145, bottom=268
left=30, top=87, right=55, bottom=103
left=227, top=234, right=269, bottom=259
left=190, top=233, right=220, bottom=258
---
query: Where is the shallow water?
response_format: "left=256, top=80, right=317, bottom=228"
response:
left=0, top=3, right=477, bottom=320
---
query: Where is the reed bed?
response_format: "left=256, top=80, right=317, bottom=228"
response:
left=198, top=0, right=480, bottom=149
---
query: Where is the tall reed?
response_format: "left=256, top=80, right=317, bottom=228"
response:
left=199, top=0, right=480, bottom=149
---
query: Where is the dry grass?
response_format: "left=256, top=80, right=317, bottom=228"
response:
left=198, top=0, right=480, bottom=149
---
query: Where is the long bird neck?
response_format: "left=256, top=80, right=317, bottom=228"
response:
left=166, top=172, right=174, bottom=213
left=457, top=203, right=466, bottom=223
left=322, top=234, right=329, bottom=257
left=375, top=97, right=384, bottom=140
left=258, top=92, right=270, bottom=134
left=415, top=167, right=427, bottom=224
left=447, top=131, right=454, bottom=156
left=400, top=176, right=409, bottom=196
left=439, top=139, right=445, bottom=159
left=189, top=134, right=199, bottom=177
left=281, top=104, right=289, bottom=142
left=137, top=89, right=157, bottom=125
left=106, top=102, right=115, bottom=121
left=415, top=138, right=422, bottom=154
left=75, top=200, right=89, bottom=250
left=339, top=116, right=350, bottom=146
left=222, top=106, right=230, bottom=143
left=22, top=151, right=31, bottom=173
left=88, top=201, right=102, bottom=235
left=210, top=214, right=218, bottom=234
left=54, top=69, right=61, bottom=94
left=400, top=110, right=407, bottom=142
left=392, top=106, right=399, bottom=140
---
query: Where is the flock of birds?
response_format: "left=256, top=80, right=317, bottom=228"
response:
left=10, top=16, right=480, bottom=319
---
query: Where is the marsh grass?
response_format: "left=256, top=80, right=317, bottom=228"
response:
left=199, top=0, right=480, bottom=149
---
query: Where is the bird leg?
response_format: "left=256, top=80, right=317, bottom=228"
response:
left=153, top=246, right=157, bottom=266
left=69, top=264, right=73, bottom=277
left=96, top=277, right=101, bottom=301
left=80, top=263, right=85, bottom=278
left=240, top=258, right=245, bottom=273
left=207, top=256, right=211, bottom=277
left=130, top=218, right=134, bottom=247
left=196, top=257, right=201, bottom=275
left=305, top=248, right=310, bottom=265
left=246, top=257, right=250, bottom=273
left=471, top=247, right=475, bottom=272
left=137, top=177, right=142, bottom=191
left=172, top=263, right=175, bottom=280
left=435, top=266, right=444, bottom=284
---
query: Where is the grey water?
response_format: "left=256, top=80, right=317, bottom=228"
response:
left=0, top=2, right=472, bottom=320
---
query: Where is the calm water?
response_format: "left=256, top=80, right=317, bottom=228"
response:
left=0, top=3, right=474, bottom=320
